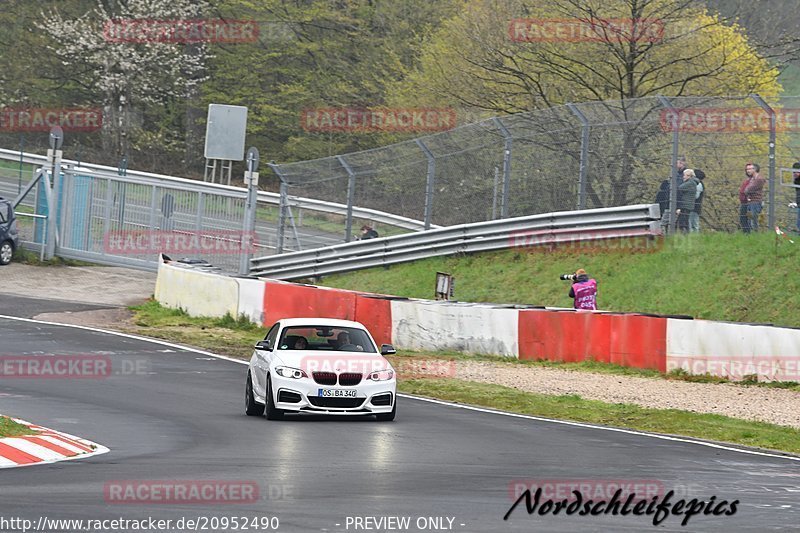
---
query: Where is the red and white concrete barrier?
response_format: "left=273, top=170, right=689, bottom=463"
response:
left=155, top=258, right=800, bottom=380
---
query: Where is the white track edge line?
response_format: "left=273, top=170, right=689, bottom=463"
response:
left=2, top=313, right=798, bottom=463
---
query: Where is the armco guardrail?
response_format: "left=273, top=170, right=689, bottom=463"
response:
left=250, top=204, right=662, bottom=280
left=0, top=148, right=433, bottom=232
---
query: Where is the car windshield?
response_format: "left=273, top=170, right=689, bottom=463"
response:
left=277, top=326, right=376, bottom=353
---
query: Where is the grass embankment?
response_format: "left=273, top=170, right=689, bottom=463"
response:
left=317, top=232, right=800, bottom=328
left=128, top=300, right=800, bottom=453
left=0, top=416, right=34, bottom=438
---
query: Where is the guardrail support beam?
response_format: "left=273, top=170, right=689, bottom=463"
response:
left=337, top=155, right=357, bottom=242
left=492, top=118, right=512, bottom=218
left=751, top=94, right=777, bottom=229
left=416, top=139, right=436, bottom=229
left=657, top=95, right=679, bottom=235
left=566, top=104, right=590, bottom=210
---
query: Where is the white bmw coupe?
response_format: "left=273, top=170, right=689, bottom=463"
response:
left=245, top=318, right=397, bottom=421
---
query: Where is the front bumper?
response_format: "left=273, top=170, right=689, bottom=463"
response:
left=271, top=374, right=395, bottom=415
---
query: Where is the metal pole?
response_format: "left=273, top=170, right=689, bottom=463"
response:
left=566, top=103, right=590, bottom=210
left=337, top=155, right=357, bottom=241
left=45, top=149, right=61, bottom=260
left=658, top=96, right=679, bottom=234
left=492, top=118, right=512, bottom=218
left=18, top=134, right=23, bottom=195
left=239, top=148, right=259, bottom=276
left=492, top=166, right=499, bottom=220
left=269, top=163, right=289, bottom=254
left=751, top=94, right=776, bottom=229
left=416, top=139, right=435, bottom=229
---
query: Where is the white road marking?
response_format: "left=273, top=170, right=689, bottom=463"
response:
left=2, top=313, right=799, bottom=463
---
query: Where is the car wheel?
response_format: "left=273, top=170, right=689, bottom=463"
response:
left=245, top=373, right=264, bottom=417
left=0, top=241, right=12, bottom=265
left=264, top=375, right=284, bottom=420
left=375, top=400, right=397, bottom=422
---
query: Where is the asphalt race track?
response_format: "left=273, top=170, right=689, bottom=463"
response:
left=0, top=295, right=799, bottom=532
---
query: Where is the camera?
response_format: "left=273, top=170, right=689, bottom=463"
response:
left=560, top=274, right=576, bottom=281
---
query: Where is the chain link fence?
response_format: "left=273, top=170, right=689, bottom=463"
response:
left=271, top=94, right=800, bottom=236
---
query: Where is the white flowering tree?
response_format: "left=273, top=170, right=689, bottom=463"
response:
left=38, top=0, right=209, bottom=159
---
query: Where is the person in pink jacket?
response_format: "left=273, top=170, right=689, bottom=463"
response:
left=568, top=268, right=598, bottom=310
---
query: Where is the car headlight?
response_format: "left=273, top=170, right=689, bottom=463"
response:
left=275, top=366, right=307, bottom=379
left=367, top=369, right=394, bottom=381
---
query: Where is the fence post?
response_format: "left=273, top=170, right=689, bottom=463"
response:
left=268, top=163, right=288, bottom=254
left=492, top=118, right=512, bottom=218
left=657, top=95, right=679, bottom=235
left=239, top=147, right=260, bottom=276
left=337, top=155, right=357, bottom=241
left=415, top=139, right=436, bottom=229
left=751, top=94, right=776, bottom=229
left=566, top=103, right=590, bottom=210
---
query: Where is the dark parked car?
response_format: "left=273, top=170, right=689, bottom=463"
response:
left=0, top=197, right=19, bottom=265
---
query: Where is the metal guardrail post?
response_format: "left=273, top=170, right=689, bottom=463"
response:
left=751, top=94, right=776, bottom=229
left=658, top=95, right=679, bottom=234
left=268, top=163, right=289, bottom=254
left=337, top=155, right=357, bottom=242
left=566, top=104, right=590, bottom=210
left=416, top=139, right=435, bottom=229
left=239, top=147, right=259, bottom=276
left=492, top=118, right=512, bottom=218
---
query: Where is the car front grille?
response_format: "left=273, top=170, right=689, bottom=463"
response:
left=338, top=372, right=363, bottom=386
left=312, top=371, right=337, bottom=386
left=307, top=397, right=365, bottom=409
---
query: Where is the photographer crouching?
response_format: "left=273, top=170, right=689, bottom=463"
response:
left=563, top=268, right=598, bottom=310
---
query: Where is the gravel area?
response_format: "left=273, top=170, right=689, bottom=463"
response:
left=454, top=360, right=800, bottom=429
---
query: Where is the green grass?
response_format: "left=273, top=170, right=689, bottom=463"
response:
left=318, top=233, right=800, bottom=328
left=14, top=248, right=94, bottom=267
left=0, top=416, right=34, bottom=438
left=128, top=300, right=266, bottom=358
left=400, top=379, right=800, bottom=454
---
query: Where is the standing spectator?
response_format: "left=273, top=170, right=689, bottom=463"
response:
left=359, top=225, right=379, bottom=240
left=658, top=156, right=687, bottom=233
left=690, top=169, right=706, bottom=233
left=739, top=163, right=765, bottom=233
left=676, top=169, right=697, bottom=233
left=792, top=162, right=800, bottom=233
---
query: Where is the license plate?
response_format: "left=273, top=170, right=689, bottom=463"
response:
left=318, top=389, right=357, bottom=398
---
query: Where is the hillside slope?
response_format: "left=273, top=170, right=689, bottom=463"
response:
left=318, top=233, right=800, bottom=328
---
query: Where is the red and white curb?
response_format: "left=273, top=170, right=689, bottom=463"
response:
left=0, top=416, right=109, bottom=468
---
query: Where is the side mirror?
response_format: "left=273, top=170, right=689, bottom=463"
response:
left=255, top=339, right=272, bottom=351
left=380, top=344, right=396, bottom=355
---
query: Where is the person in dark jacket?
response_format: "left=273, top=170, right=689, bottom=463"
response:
left=676, top=169, right=697, bottom=233
left=359, top=225, right=379, bottom=240
left=690, top=169, right=706, bottom=233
